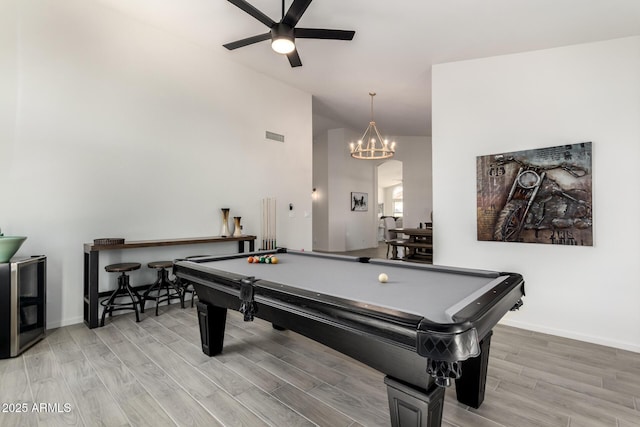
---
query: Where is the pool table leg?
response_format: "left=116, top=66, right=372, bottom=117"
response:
left=454, top=330, right=493, bottom=408
left=385, top=376, right=444, bottom=427
left=196, top=302, right=227, bottom=356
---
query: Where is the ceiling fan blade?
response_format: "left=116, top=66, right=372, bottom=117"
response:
left=223, top=32, right=271, bottom=50
left=287, top=48, right=302, bottom=67
left=227, top=0, right=275, bottom=27
left=282, top=0, right=313, bottom=27
left=295, top=28, right=355, bottom=40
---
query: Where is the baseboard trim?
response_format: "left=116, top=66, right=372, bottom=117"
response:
left=500, top=319, right=640, bottom=354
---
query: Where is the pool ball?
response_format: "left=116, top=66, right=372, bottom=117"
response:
left=378, top=273, right=388, bottom=283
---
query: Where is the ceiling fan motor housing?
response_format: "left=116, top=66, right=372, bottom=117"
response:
left=271, top=23, right=295, bottom=54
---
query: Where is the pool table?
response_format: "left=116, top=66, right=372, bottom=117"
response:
left=173, top=249, right=525, bottom=427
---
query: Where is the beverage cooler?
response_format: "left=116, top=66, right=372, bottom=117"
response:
left=0, top=256, right=46, bottom=358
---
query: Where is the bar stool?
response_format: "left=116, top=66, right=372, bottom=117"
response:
left=141, top=261, right=184, bottom=316
left=100, top=263, right=142, bottom=326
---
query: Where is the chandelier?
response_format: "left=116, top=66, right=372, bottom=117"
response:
left=349, top=92, right=396, bottom=160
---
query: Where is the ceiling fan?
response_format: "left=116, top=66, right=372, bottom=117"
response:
left=223, top=0, right=356, bottom=67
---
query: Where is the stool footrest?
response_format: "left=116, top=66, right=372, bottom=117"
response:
left=141, top=265, right=185, bottom=316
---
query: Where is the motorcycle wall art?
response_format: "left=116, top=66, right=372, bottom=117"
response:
left=477, top=142, right=592, bottom=246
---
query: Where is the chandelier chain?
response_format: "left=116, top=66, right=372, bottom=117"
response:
left=370, top=92, right=376, bottom=121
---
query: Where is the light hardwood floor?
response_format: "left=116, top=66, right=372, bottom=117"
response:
left=1, top=302, right=639, bottom=427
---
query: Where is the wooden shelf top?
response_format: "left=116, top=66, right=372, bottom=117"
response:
left=84, top=235, right=257, bottom=252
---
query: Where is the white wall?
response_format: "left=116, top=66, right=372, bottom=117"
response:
left=1, top=0, right=313, bottom=328
left=0, top=0, right=18, bottom=194
left=328, top=128, right=377, bottom=252
left=433, top=36, right=640, bottom=352
left=312, top=131, right=329, bottom=250
left=390, top=136, right=432, bottom=227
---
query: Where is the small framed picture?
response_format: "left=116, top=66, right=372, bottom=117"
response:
left=351, top=192, right=368, bottom=211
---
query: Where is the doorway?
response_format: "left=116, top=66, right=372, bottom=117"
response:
left=377, top=160, right=403, bottom=241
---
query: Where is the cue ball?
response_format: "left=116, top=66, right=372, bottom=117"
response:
left=378, top=273, right=388, bottom=283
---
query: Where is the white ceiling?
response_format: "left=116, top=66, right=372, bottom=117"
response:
left=95, top=0, right=640, bottom=136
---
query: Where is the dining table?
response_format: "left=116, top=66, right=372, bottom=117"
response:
left=390, top=227, right=433, bottom=263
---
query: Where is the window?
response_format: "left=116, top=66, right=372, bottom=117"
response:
left=392, top=186, right=403, bottom=217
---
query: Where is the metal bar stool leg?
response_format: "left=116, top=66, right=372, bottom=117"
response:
left=122, top=273, right=141, bottom=322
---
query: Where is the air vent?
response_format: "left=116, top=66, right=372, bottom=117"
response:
left=265, top=131, right=285, bottom=142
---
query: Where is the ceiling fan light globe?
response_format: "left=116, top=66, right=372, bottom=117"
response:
left=272, top=37, right=295, bottom=54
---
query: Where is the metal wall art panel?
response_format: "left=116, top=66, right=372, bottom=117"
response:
left=477, top=142, right=593, bottom=246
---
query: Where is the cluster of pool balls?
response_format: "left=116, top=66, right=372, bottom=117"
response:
left=247, top=254, right=279, bottom=264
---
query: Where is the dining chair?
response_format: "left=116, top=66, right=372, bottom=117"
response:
left=383, top=217, right=406, bottom=259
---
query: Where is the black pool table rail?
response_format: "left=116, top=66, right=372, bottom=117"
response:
left=416, top=269, right=524, bottom=360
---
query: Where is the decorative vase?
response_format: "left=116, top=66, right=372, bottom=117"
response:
left=220, top=208, right=231, bottom=237
left=233, top=217, right=242, bottom=237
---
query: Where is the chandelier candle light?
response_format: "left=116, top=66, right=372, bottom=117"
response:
left=350, top=92, right=396, bottom=160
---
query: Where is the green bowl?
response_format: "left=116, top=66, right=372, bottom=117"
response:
left=0, top=236, right=27, bottom=263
